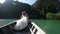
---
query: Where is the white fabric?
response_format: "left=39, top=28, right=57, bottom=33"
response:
left=14, top=15, right=28, bottom=30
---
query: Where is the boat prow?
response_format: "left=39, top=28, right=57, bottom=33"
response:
left=0, top=20, right=46, bottom=34
left=30, top=22, right=46, bottom=34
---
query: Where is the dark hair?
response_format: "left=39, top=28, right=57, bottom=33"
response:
left=22, top=11, right=26, bottom=15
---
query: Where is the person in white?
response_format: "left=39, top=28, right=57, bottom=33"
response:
left=14, top=11, right=28, bottom=30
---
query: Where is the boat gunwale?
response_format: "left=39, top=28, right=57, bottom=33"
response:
left=0, top=19, right=18, bottom=28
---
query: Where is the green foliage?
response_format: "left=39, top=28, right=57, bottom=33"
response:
left=33, top=0, right=60, bottom=19
left=46, top=12, right=60, bottom=20
left=46, top=13, right=54, bottom=19
left=55, top=12, right=60, bottom=19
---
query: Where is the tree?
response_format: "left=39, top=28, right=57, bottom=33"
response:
left=55, top=12, right=60, bottom=19
left=46, top=13, right=55, bottom=19
left=32, top=0, right=60, bottom=19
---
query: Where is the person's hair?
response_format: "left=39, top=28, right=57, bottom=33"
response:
left=22, top=11, right=26, bottom=15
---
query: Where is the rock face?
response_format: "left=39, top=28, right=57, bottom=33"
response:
left=0, top=0, right=37, bottom=19
left=0, top=0, right=31, bottom=19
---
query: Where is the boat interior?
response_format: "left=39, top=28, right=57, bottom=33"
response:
left=0, top=22, right=38, bottom=34
left=0, top=19, right=46, bottom=34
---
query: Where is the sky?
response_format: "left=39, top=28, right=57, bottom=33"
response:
left=15, top=0, right=36, bottom=5
left=0, top=0, right=6, bottom=3
left=59, top=0, right=60, bottom=1
left=0, top=0, right=36, bottom=5
left=0, top=0, right=60, bottom=5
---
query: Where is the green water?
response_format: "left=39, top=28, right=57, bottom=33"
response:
left=0, top=19, right=60, bottom=34
left=0, top=19, right=17, bottom=27
left=32, top=19, right=60, bottom=34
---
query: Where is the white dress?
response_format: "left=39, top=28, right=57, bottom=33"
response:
left=14, top=15, right=28, bottom=30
